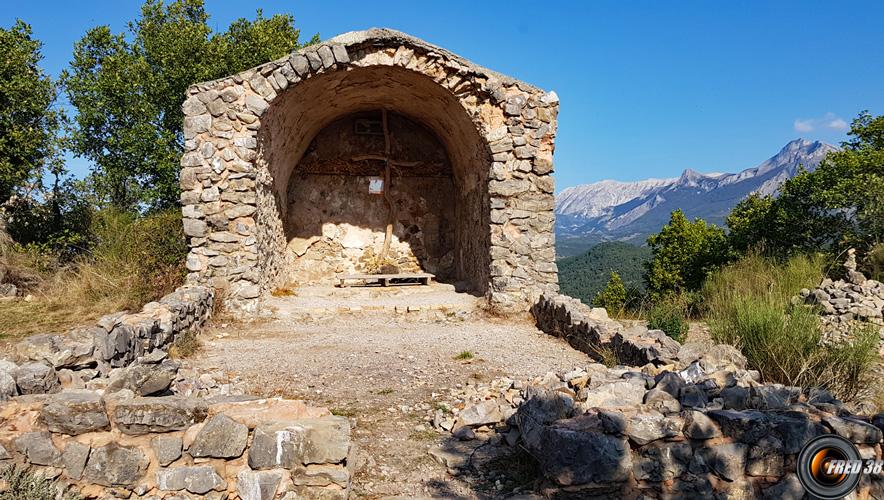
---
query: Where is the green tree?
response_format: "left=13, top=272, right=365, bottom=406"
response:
left=645, top=209, right=730, bottom=296
left=63, top=0, right=316, bottom=211
left=726, top=112, right=884, bottom=257
left=726, top=193, right=774, bottom=253
left=593, top=271, right=627, bottom=313
left=0, top=20, right=60, bottom=205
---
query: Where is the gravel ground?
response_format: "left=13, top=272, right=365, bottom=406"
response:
left=188, top=308, right=590, bottom=499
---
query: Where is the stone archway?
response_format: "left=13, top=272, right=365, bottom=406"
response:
left=180, top=28, right=560, bottom=312
left=283, top=109, right=459, bottom=286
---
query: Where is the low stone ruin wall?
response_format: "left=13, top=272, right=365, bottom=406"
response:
left=514, top=365, right=884, bottom=498
left=531, top=293, right=681, bottom=366
left=424, top=339, right=884, bottom=498
left=0, top=393, right=352, bottom=499
left=1, top=284, right=357, bottom=499
left=3, top=285, right=213, bottom=400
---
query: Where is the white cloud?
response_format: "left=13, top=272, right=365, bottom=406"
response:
left=793, top=112, right=848, bottom=133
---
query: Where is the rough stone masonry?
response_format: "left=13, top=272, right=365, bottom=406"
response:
left=179, top=28, right=560, bottom=313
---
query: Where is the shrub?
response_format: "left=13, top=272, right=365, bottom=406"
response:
left=703, top=253, right=878, bottom=401
left=647, top=298, right=689, bottom=342
left=0, top=465, right=79, bottom=499
left=593, top=271, right=627, bottom=315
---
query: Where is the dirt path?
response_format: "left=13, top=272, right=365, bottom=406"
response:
left=187, top=308, right=589, bottom=499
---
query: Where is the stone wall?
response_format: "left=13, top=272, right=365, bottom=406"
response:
left=531, top=293, right=682, bottom=367
left=422, top=330, right=884, bottom=499
left=181, top=28, right=560, bottom=313
left=3, top=285, right=213, bottom=401
left=285, top=111, right=456, bottom=284
left=0, top=393, right=352, bottom=499
left=513, top=366, right=884, bottom=499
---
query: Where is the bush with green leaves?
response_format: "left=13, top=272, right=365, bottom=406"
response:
left=703, top=253, right=878, bottom=401
left=647, top=297, right=689, bottom=342
left=593, top=271, right=628, bottom=315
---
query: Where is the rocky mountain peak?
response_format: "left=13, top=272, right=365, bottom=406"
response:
left=555, top=139, right=839, bottom=256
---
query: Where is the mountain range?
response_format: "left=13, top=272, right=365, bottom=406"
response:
left=555, top=139, right=837, bottom=257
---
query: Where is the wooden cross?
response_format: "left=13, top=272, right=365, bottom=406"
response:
left=350, top=110, right=398, bottom=261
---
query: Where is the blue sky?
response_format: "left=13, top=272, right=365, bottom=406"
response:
left=4, top=0, right=882, bottom=190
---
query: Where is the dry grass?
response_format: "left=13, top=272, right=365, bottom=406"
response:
left=0, top=209, right=186, bottom=342
left=0, top=260, right=131, bottom=340
left=270, top=286, right=297, bottom=297
left=168, top=330, right=202, bottom=359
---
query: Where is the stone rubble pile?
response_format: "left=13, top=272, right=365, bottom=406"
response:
left=0, top=392, right=352, bottom=499
left=800, top=252, right=884, bottom=343
left=425, top=341, right=884, bottom=498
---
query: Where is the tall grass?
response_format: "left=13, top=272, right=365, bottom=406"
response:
left=0, top=209, right=186, bottom=339
left=703, top=253, right=878, bottom=401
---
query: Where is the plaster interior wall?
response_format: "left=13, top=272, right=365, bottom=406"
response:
left=285, top=111, right=457, bottom=283
left=258, top=65, right=491, bottom=292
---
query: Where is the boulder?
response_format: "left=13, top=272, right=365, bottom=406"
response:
left=156, top=466, right=227, bottom=494
left=151, top=435, right=183, bottom=466
left=515, top=387, right=574, bottom=452
left=747, top=435, right=785, bottom=477
left=612, top=326, right=680, bottom=365
left=679, top=385, right=708, bottom=408
left=15, top=331, right=95, bottom=369
left=682, top=410, right=722, bottom=439
left=62, top=442, right=90, bottom=480
left=823, top=415, right=883, bottom=444
left=106, top=360, right=178, bottom=396
left=530, top=417, right=633, bottom=486
left=582, top=380, right=646, bottom=408
left=13, top=362, right=60, bottom=394
left=83, top=443, right=149, bottom=487
left=761, top=473, right=805, bottom=500
left=653, top=372, right=685, bottom=398
left=41, top=390, right=109, bottom=435
left=189, top=413, right=249, bottom=458
left=642, top=388, right=681, bottom=414
left=721, top=386, right=751, bottom=410
left=699, top=344, right=747, bottom=372
left=707, top=410, right=772, bottom=443
left=291, top=464, right=350, bottom=488
left=206, top=398, right=330, bottom=428
left=112, top=396, right=208, bottom=435
left=249, top=417, right=351, bottom=469
left=626, top=411, right=681, bottom=445
left=750, top=384, right=800, bottom=410
left=632, top=441, right=692, bottom=481
left=771, top=412, right=826, bottom=454
left=238, top=469, right=285, bottom=500
left=456, top=400, right=504, bottom=427
left=14, top=431, right=61, bottom=466
left=0, top=369, right=17, bottom=401
left=692, top=442, right=748, bottom=481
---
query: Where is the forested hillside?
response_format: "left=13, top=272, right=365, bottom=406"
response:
left=558, top=241, right=651, bottom=305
